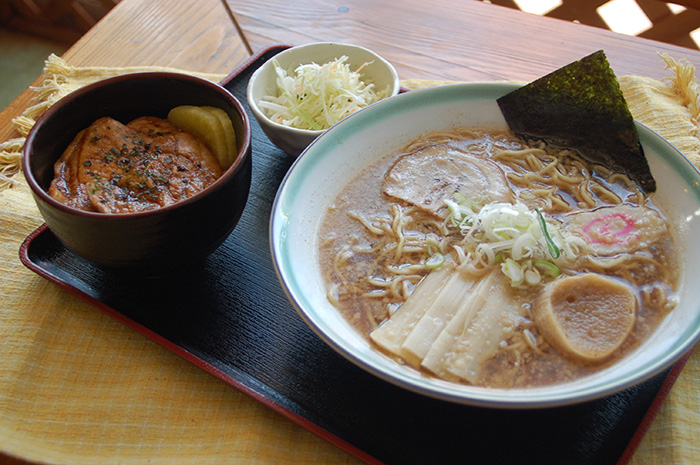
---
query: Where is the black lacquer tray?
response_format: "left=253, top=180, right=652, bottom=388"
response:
left=20, top=45, right=690, bottom=465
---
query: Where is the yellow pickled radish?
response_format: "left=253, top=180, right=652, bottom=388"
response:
left=167, top=105, right=236, bottom=169
left=202, top=106, right=237, bottom=168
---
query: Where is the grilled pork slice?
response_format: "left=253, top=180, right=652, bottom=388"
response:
left=49, top=116, right=222, bottom=213
left=383, top=145, right=513, bottom=218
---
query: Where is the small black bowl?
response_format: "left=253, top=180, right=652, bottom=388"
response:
left=23, top=72, right=252, bottom=275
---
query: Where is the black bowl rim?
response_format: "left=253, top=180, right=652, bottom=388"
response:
left=22, top=71, right=252, bottom=219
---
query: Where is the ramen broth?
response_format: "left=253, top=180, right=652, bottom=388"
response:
left=318, top=128, right=679, bottom=388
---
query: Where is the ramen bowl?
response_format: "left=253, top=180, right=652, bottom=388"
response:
left=270, top=82, right=700, bottom=408
left=246, top=42, right=400, bottom=157
left=23, top=72, right=252, bottom=275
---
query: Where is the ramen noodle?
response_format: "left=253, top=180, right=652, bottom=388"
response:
left=318, top=128, right=679, bottom=388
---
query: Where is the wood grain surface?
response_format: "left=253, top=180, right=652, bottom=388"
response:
left=5, top=0, right=700, bottom=144
left=0, top=0, right=248, bottom=149
left=4, top=0, right=700, bottom=463
left=227, top=0, right=700, bottom=81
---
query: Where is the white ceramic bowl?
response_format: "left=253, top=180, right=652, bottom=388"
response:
left=270, top=82, right=700, bottom=408
left=247, top=42, right=400, bottom=157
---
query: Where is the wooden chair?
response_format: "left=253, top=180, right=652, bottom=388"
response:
left=482, top=0, right=700, bottom=50
left=0, top=0, right=120, bottom=44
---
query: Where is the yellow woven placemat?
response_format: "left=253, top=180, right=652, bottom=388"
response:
left=1, top=53, right=699, bottom=464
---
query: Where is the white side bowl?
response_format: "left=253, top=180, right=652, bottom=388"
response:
left=247, top=42, right=400, bottom=158
left=270, top=82, right=700, bottom=408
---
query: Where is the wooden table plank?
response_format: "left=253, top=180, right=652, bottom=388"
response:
left=226, top=0, right=700, bottom=82
left=63, top=0, right=249, bottom=68
left=0, top=0, right=249, bottom=148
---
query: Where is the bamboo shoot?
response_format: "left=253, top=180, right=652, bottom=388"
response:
left=400, top=270, right=482, bottom=366
left=370, top=263, right=455, bottom=355
left=420, top=269, right=499, bottom=377
left=442, top=276, right=521, bottom=383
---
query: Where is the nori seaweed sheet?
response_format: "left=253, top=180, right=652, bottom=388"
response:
left=496, top=50, right=656, bottom=193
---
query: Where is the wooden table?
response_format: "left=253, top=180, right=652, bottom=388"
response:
left=2, top=0, right=700, bottom=463
left=4, top=0, right=700, bottom=146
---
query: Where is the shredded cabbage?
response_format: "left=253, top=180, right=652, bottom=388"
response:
left=258, top=56, right=388, bottom=130
left=445, top=196, right=585, bottom=287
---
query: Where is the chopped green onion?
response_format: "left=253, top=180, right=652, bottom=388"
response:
left=536, top=208, right=561, bottom=259
left=425, top=253, right=445, bottom=269
left=501, top=258, right=524, bottom=286
left=444, top=198, right=462, bottom=221
left=524, top=269, right=541, bottom=286
left=534, top=260, right=561, bottom=277
left=453, top=192, right=469, bottom=204
left=443, top=195, right=576, bottom=287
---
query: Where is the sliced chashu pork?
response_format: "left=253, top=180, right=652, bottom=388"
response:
left=383, top=145, right=513, bottom=218
left=49, top=116, right=222, bottom=213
